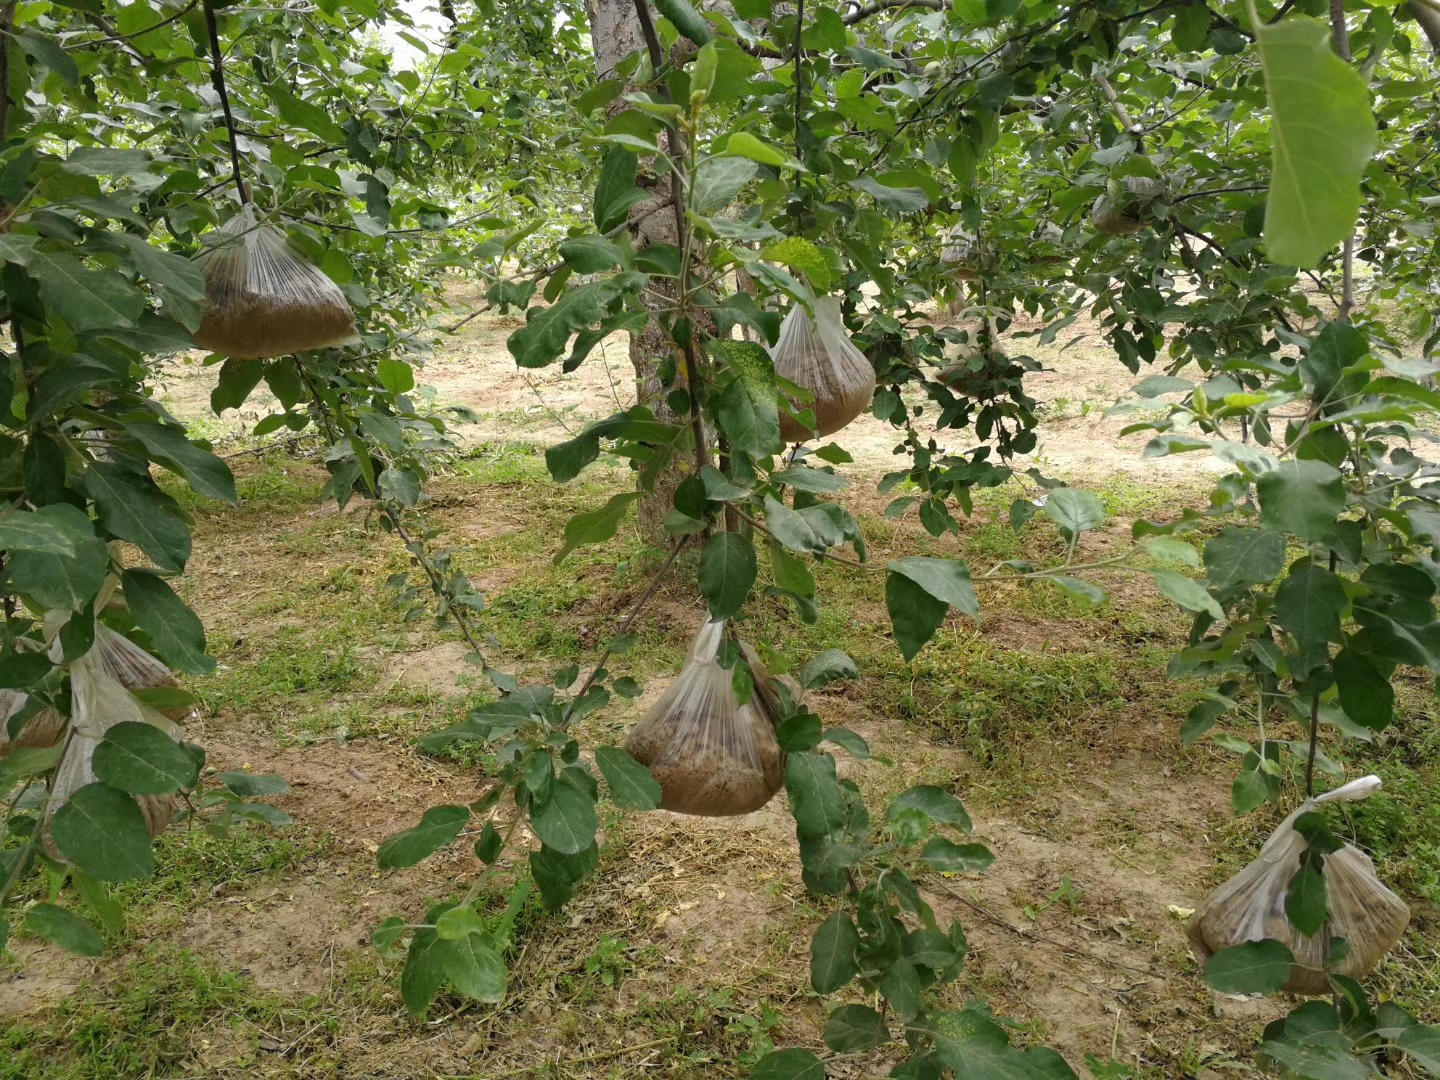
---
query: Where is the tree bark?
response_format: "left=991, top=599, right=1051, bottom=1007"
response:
left=585, top=0, right=686, bottom=542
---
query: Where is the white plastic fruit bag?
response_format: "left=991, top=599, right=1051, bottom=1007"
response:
left=1187, top=775, right=1409, bottom=994
left=41, top=648, right=184, bottom=857
left=623, top=620, right=786, bottom=817
left=194, top=202, right=358, bottom=358
left=770, top=296, right=875, bottom=442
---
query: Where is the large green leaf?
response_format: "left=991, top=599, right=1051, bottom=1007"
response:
left=558, top=235, right=622, bottom=274
left=1256, top=15, right=1378, bottom=267
left=1044, top=488, right=1105, bottom=539
left=692, top=156, right=759, bottom=213
left=786, top=751, right=847, bottom=838
left=1150, top=570, right=1225, bottom=620
left=93, top=722, right=199, bottom=795
left=83, top=463, right=191, bottom=572
left=265, top=82, right=346, bottom=143
left=0, top=506, right=81, bottom=557
left=529, top=841, right=599, bottom=910
left=655, top=0, right=712, bottom=44
left=24, top=251, right=144, bottom=332
left=1285, top=859, right=1327, bottom=938
left=24, top=904, right=105, bottom=957
left=810, top=910, right=859, bottom=994
left=122, top=570, right=214, bottom=675
left=5, top=504, right=108, bottom=612
left=823, top=1004, right=888, bottom=1053
left=1257, top=461, right=1346, bottom=542
left=699, top=532, right=756, bottom=619
left=1204, top=527, right=1287, bottom=592
left=1274, top=561, right=1348, bottom=650
left=50, top=783, right=156, bottom=883
left=1205, top=939, right=1295, bottom=994
left=509, top=274, right=647, bottom=369
left=553, top=492, right=640, bottom=564
left=887, top=557, right=979, bottom=618
left=886, top=572, right=949, bottom=662
left=124, top=423, right=237, bottom=504
left=593, top=149, right=647, bottom=233
left=920, top=837, right=994, bottom=873
left=377, top=805, right=470, bottom=869
left=711, top=339, right=781, bottom=458
left=439, top=931, right=507, bottom=1003
left=401, top=927, right=448, bottom=1015
left=594, top=746, right=661, bottom=811
left=530, top=783, right=598, bottom=855
left=1333, top=647, right=1393, bottom=730
left=888, top=786, right=972, bottom=833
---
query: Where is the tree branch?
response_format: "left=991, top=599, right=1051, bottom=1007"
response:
left=843, top=0, right=945, bottom=25
left=1330, top=0, right=1355, bottom=321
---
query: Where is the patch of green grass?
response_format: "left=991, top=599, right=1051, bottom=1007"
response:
left=116, top=826, right=329, bottom=925
left=0, top=947, right=336, bottom=1080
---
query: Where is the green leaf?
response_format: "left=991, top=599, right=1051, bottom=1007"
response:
left=655, top=0, right=712, bottom=43
left=928, top=1009, right=1032, bottom=1077
left=764, top=497, right=828, bottom=555
left=553, top=492, right=640, bottom=564
left=878, top=956, right=924, bottom=1023
left=1260, top=1041, right=1371, bottom=1080
left=710, top=341, right=782, bottom=458
left=529, top=841, right=599, bottom=910
left=1257, top=15, right=1378, bottom=267
left=1285, top=859, right=1328, bottom=938
left=824, top=1004, right=888, bottom=1053
left=124, top=423, right=236, bottom=504
left=1274, top=561, right=1348, bottom=650
left=760, top=236, right=829, bottom=291
left=0, top=651, right=53, bottom=690
left=121, top=570, right=214, bottom=675
left=211, top=360, right=265, bottom=414
left=376, top=358, right=415, bottom=396
left=772, top=466, right=848, bottom=495
left=595, top=746, right=662, bottom=811
left=1205, top=939, right=1296, bottom=994
left=377, top=805, right=469, bottom=869
left=5, top=505, right=108, bottom=611
left=509, top=274, right=647, bottom=369
left=1150, top=570, right=1225, bottom=620
left=1049, top=575, right=1105, bottom=604
left=699, top=532, right=757, bottom=619
left=851, top=175, right=929, bottom=212
left=1143, top=537, right=1200, bottom=567
left=401, top=928, right=448, bottom=1015
left=1172, top=2, right=1211, bottom=50
left=24, top=904, right=105, bottom=957
left=1257, top=461, right=1346, bottom=542
left=18, top=30, right=79, bottom=84
left=1233, top=767, right=1271, bottom=814
left=559, top=235, right=623, bottom=274
left=887, top=572, right=949, bottom=662
left=786, top=751, right=847, bottom=837
left=530, top=782, right=597, bottom=855
left=921, top=837, right=995, bottom=873
left=1333, top=647, right=1393, bottom=730
left=1204, top=527, right=1287, bottom=592
left=887, top=557, right=979, bottom=618
left=93, top=722, right=199, bottom=795
left=217, top=771, right=289, bottom=797
left=800, top=650, right=858, bottom=690
left=26, top=254, right=144, bottom=333
left=888, top=786, right=972, bottom=833
left=594, top=149, right=647, bottom=232
left=440, top=931, right=507, bottom=1003
left=1044, top=488, right=1105, bottom=539
left=51, top=783, right=156, bottom=883
left=265, top=82, right=346, bottom=143
left=83, top=463, right=191, bottom=572
left=750, top=1049, right=826, bottom=1080
left=693, top=156, right=758, bottom=213
left=810, top=910, right=860, bottom=993
left=0, top=507, right=81, bottom=557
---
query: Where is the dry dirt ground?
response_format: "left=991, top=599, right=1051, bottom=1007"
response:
left=3, top=288, right=1437, bottom=1080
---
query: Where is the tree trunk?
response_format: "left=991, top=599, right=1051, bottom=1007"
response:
left=585, top=0, right=686, bottom=542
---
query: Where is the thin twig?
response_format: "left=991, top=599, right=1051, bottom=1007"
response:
left=1095, top=72, right=1139, bottom=135
left=202, top=0, right=248, bottom=204
left=561, top=536, right=688, bottom=727
left=1330, top=0, right=1355, bottom=321
left=62, top=0, right=198, bottom=48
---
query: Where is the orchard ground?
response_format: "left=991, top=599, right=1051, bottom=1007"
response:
left=3, top=290, right=1438, bottom=1079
